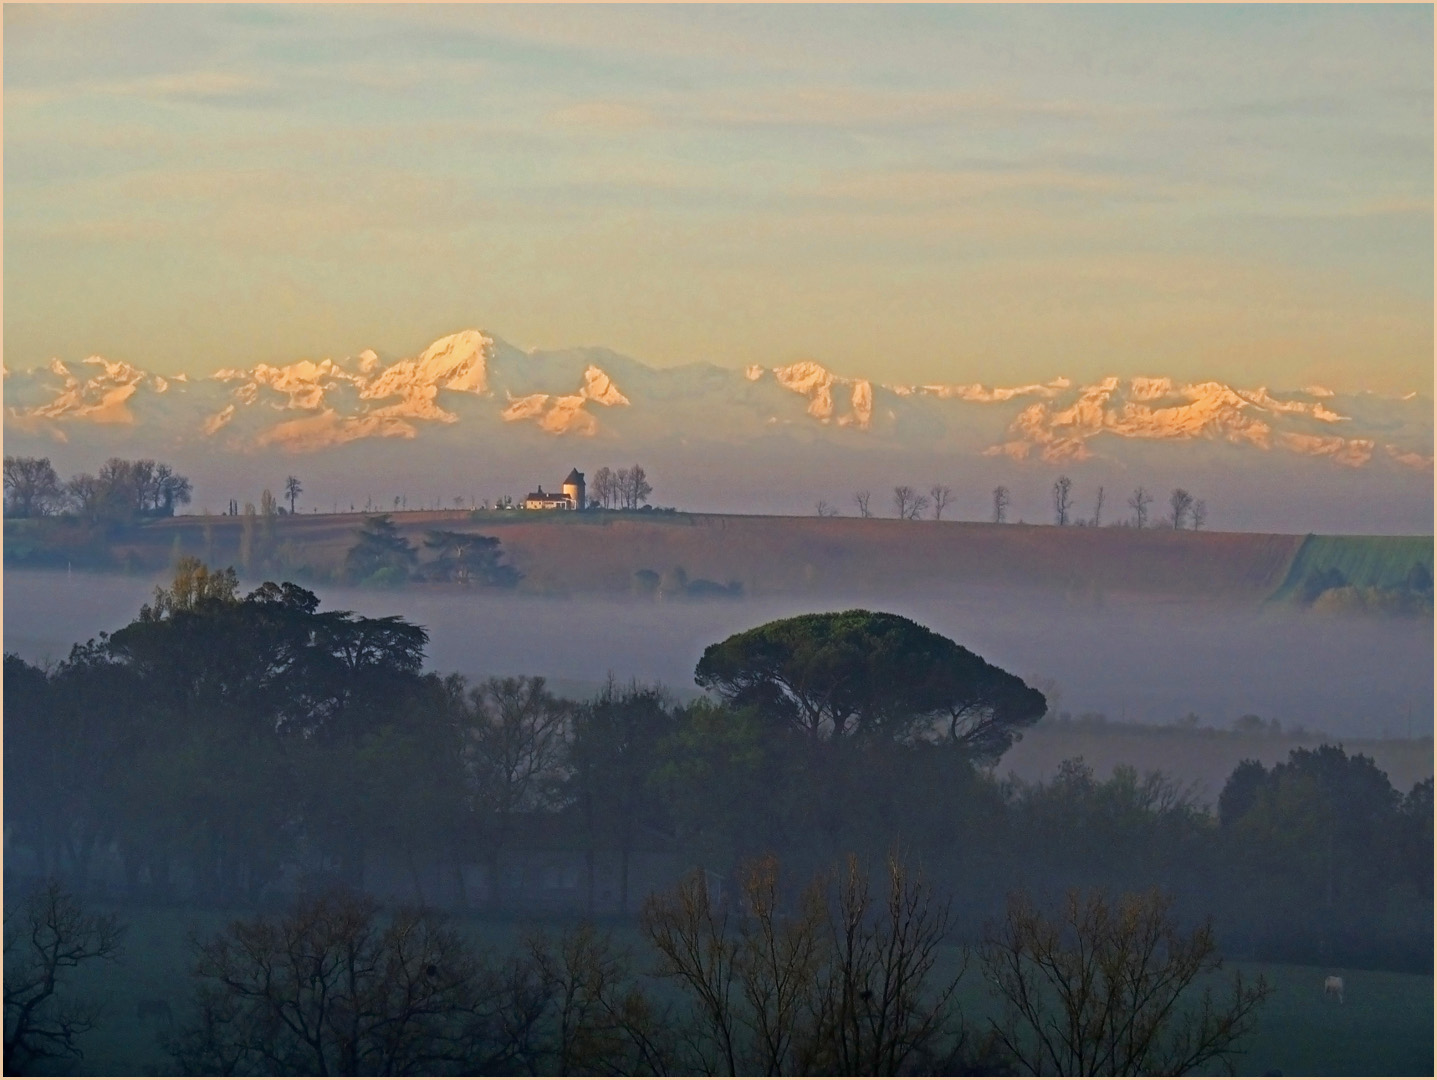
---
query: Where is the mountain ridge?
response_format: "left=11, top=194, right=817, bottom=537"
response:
left=5, top=329, right=1431, bottom=475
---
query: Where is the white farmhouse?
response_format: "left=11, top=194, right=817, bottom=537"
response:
left=522, top=468, right=586, bottom=511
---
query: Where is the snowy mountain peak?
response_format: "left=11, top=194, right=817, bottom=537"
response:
left=500, top=364, right=630, bottom=436
left=985, top=376, right=1389, bottom=466
left=8, top=354, right=151, bottom=433
left=770, top=360, right=874, bottom=429
left=2, top=330, right=1429, bottom=473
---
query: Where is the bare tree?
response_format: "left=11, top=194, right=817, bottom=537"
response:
left=524, top=923, right=674, bottom=1076
left=1092, top=486, right=1104, bottom=528
left=173, top=890, right=543, bottom=1076
left=816, top=853, right=965, bottom=1076
left=1170, top=487, right=1195, bottom=530
left=593, top=466, right=614, bottom=509
left=605, top=465, right=654, bottom=510
left=627, top=465, right=653, bottom=509
left=3, top=456, right=64, bottom=518
left=1127, top=486, right=1152, bottom=529
left=1191, top=499, right=1208, bottom=531
left=4, top=881, right=126, bottom=1073
left=284, top=475, right=303, bottom=515
left=892, top=486, right=916, bottom=519
left=639, top=862, right=743, bottom=1074
left=816, top=500, right=839, bottom=518
left=640, top=853, right=968, bottom=1076
left=992, top=485, right=1010, bottom=525
left=65, top=473, right=106, bottom=522
left=1052, top=476, right=1073, bottom=527
left=854, top=491, right=872, bottom=518
left=177, top=888, right=670, bottom=1076
left=100, top=457, right=150, bottom=516
left=465, top=676, right=571, bottom=911
left=151, top=463, right=192, bottom=516
left=980, top=887, right=1270, bottom=1076
left=929, top=485, right=952, bottom=521
left=908, top=494, right=930, bottom=521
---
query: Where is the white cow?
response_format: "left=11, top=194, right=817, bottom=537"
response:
left=1323, top=975, right=1344, bottom=1004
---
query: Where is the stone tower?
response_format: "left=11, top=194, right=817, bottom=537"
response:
left=562, top=468, right=586, bottom=511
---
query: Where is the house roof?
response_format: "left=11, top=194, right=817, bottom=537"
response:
left=563, top=468, right=584, bottom=485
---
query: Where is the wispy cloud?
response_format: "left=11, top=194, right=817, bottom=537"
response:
left=689, top=86, right=1117, bottom=132
left=6, top=71, right=278, bottom=109
left=547, top=101, right=656, bottom=132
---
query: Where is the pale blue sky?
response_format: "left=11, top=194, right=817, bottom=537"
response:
left=5, top=4, right=1432, bottom=393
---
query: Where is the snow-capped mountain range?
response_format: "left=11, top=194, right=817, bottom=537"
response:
left=5, top=329, right=1430, bottom=475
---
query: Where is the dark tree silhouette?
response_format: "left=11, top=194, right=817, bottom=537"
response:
left=695, top=610, right=1046, bottom=760
left=854, top=490, right=872, bottom=518
left=1217, top=745, right=1404, bottom=922
left=980, top=887, right=1270, bottom=1076
left=569, top=680, right=678, bottom=914
left=1170, top=488, right=1195, bottom=530
left=593, top=466, right=614, bottom=509
left=1128, top=486, right=1152, bottom=528
left=3, top=456, right=64, bottom=518
left=930, top=485, right=952, bottom=520
left=464, top=676, right=570, bottom=911
left=992, top=485, right=1010, bottom=524
left=344, top=514, right=419, bottom=584
left=174, top=891, right=517, bottom=1076
left=152, top=464, right=192, bottom=516
left=892, top=486, right=916, bottom=519
left=284, top=475, right=302, bottom=515
left=1052, top=476, right=1073, bottom=526
left=626, top=464, right=653, bottom=509
left=4, top=882, right=126, bottom=1073
left=421, top=530, right=520, bottom=587
left=641, top=853, right=974, bottom=1076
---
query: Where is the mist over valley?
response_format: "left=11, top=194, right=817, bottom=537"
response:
left=7, top=557, right=1430, bottom=791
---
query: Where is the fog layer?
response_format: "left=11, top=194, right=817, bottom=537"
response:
left=5, top=570, right=1430, bottom=740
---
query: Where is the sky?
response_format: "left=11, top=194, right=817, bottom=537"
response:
left=4, top=4, right=1432, bottom=395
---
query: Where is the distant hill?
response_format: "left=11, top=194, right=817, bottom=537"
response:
left=1268, top=534, right=1434, bottom=614
left=10, top=509, right=1418, bottom=611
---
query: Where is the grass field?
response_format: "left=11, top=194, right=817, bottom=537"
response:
left=1271, top=534, right=1434, bottom=602
left=127, top=509, right=1315, bottom=602
left=41, top=906, right=1435, bottom=1076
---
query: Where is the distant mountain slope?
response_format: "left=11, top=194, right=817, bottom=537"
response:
left=5, top=329, right=1431, bottom=473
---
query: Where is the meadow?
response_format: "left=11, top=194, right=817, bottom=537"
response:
left=132, top=509, right=1314, bottom=602
left=48, top=905, right=1436, bottom=1077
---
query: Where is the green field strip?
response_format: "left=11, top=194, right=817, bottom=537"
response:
left=1270, top=534, right=1435, bottom=602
